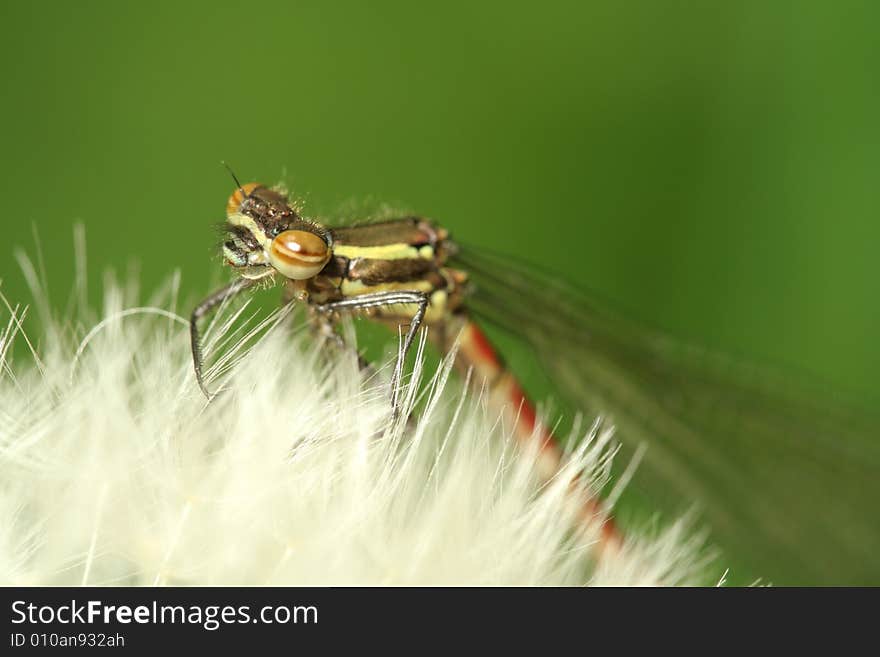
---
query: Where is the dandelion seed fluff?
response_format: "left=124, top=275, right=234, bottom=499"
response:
left=0, top=263, right=709, bottom=585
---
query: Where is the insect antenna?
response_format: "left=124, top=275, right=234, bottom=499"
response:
left=221, top=161, right=249, bottom=199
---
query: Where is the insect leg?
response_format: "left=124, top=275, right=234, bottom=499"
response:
left=306, top=306, right=375, bottom=376
left=315, top=290, right=430, bottom=416
left=190, top=277, right=256, bottom=399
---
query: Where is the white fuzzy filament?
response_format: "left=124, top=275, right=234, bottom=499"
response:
left=0, top=256, right=709, bottom=586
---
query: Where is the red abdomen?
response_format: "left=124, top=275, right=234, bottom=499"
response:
left=444, top=313, right=622, bottom=553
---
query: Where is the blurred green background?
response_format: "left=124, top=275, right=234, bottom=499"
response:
left=2, top=1, right=878, bottom=584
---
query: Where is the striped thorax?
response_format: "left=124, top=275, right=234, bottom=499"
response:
left=222, top=183, right=468, bottom=324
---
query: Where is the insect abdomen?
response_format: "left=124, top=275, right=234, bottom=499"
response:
left=444, top=313, right=622, bottom=551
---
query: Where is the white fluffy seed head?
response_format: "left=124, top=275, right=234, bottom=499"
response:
left=0, top=253, right=711, bottom=586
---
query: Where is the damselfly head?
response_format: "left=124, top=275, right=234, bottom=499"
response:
left=222, top=182, right=332, bottom=280
left=225, top=182, right=294, bottom=224
left=225, top=182, right=264, bottom=217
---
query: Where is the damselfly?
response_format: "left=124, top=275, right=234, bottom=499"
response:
left=192, top=177, right=880, bottom=584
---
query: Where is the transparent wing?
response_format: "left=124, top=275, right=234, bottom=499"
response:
left=454, top=245, right=880, bottom=585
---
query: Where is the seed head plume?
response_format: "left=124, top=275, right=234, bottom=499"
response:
left=0, top=237, right=711, bottom=586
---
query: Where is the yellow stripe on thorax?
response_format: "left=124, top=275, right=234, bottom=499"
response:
left=333, top=243, right=434, bottom=261
left=339, top=279, right=448, bottom=323
left=340, top=279, right=434, bottom=296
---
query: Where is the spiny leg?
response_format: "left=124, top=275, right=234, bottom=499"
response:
left=306, top=307, right=374, bottom=375
left=190, top=278, right=256, bottom=399
left=315, top=290, right=429, bottom=418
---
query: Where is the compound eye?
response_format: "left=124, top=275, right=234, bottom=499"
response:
left=226, top=182, right=264, bottom=217
left=268, top=230, right=330, bottom=280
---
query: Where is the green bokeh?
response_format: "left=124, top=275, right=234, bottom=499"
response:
left=2, top=1, right=878, bottom=583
